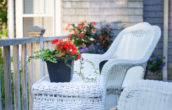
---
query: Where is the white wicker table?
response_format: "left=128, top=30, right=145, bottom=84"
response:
left=32, top=74, right=104, bottom=110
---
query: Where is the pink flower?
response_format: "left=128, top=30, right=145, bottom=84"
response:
left=99, top=35, right=103, bottom=40
left=78, top=33, right=85, bottom=38
left=93, top=29, right=97, bottom=32
left=69, top=34, right=72, bottom=38
left=91, top=22, right=96, bottom=26
left=106, top=25, right=110, bottom=28
left=65, top=24, right=71, bottom=31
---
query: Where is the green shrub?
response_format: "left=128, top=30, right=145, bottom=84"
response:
left=147, top=54, right=165, bottom=73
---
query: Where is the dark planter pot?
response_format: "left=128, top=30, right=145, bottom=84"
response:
left=46, top=58, right=73, bottom=82
left=145, top=69, right=162, bottom=80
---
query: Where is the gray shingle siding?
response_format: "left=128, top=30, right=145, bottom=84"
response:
left=62, top=0, right=143, bottom=34
left=168, top=0, right=172, bottom=79
left=143, top=0, right=169, bottom=79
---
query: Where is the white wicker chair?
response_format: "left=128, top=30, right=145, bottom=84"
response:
left=32, top=22, right=161, bottom=110
left=117, top=80, right=172, bottom=110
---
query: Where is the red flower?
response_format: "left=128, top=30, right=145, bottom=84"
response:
left=91, top=22, right=96, bottom=26
left=63, top=42, right=70, bottom=50
left=72, top=49, right=77, bottom=54
left=106, top=36, right=110, bottom=39
left=67, top=24, right=71, bottom=27
left=78, top=33, right=85, bottom=38
left=69, top=34, right=72, bottom=38
left=74, top=28, right=78, bottom=32
left=93, top=29, right=97, bottom=32
left=65, top=27, right=69, bottom=31
left=65, top=24, right=71, bottom=31
left=52, top=39, right=58, bottom=44
left=74, top=31, right=77, bottom=35
left=76, top=54, right=81, bottom=60
left=78, top=24, right=84, bottom=28
left=99, top=35, right=103, bottom=40
left=51, top=39, right=81, bottom=60
left=61, top=51, right=65, bottom=56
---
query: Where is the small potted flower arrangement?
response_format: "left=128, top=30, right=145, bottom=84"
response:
left=28, top=39, right=81, bottom=82
left=146, top=54, right=165, bottom=79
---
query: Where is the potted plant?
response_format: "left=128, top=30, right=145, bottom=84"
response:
left=66, top=21, right=113, bottom=54
left=28, top=39, right=81, bottom=82
left=146, top=54, right=165, bottom=80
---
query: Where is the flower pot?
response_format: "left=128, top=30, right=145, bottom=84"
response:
left=46, top=58, right=73, bottom=82
left=145, top=70, right=162, bottom=80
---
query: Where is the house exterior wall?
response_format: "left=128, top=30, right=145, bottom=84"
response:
left=143, top=0, right=164, bottom=80
left=14, top=0, right=172, bottom=80
left=143, top=0, right=163, bottom=55
left=168, top=0, right=172, bottom=79
left=143, top=0, right=172, bottom=80
left=61, top=0, right=143, bottom=34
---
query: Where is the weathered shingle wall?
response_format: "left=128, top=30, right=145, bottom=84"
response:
left=144, top=0, right=172, bottom=80
left=62, top=0, right=143, bottom=34
left=143, top=0, right=165, bottom=80
left=143, top=0, right=163, bottom=55
left=168, top=0, right=172, bottom=79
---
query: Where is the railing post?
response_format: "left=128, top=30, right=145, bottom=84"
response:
left=3, top=46, right=13, bottom=110
left=27, top=43, right=34, bottom=110
left=28, top=26, right=45, bottom=78
left=21, top=44, right=28, bottom=110
left=40, top=33, right=45, bottom=78
left=13, top=45, right=21, bottom=110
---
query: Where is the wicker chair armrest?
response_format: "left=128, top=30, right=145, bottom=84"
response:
left=100, top=59, right=146, bottom=89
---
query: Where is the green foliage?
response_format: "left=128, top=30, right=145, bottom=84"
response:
left=0, top=56, right=23, bottom=108
left=0, top=28, right=8, bottom=39
left=67, top=21, right=113, bottom=53
left=147, top=54, right=165, bottom=73
left=68, top=22, right=97, bottom=49
left=94, top=25, right=113, bottom=52
left=28, top=49, right=78, bottom=63
left=28, top=49, right=59, bottom=63
left=0, top=0, right=7, bottom=28
left=2, top=28, right=7, bottom=36
left=0, top=57, right=5, bottom=108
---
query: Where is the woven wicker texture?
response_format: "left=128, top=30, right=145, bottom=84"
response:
left=32, top=74, right=104, bottom=110
left=117, top=80, right=172, bottom=110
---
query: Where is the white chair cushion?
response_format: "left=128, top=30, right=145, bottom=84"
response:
left=122, top=66, right=144, bottom=88
left=118, top=80, right=172, bottom=110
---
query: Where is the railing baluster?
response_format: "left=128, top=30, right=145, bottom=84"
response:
left=27, top=43, right=33, bottom=109
left=21, top=44, right=28, bottom=110
left=40, top=36, right=44, bottom=78
left=13, top=45, right=21, bottom=110
left=3, top=46, right=13, bottom=110
left=31, top=43, right=34, bottom=84
left=0, top=36, right=68, bottom=110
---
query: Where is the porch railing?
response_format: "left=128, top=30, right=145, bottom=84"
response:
left=0, top=36, right=67, bottom=110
